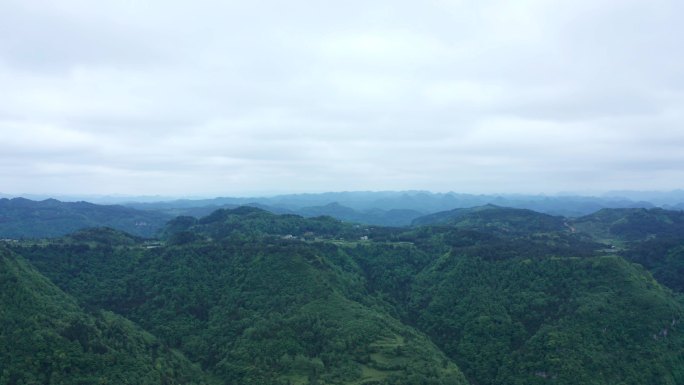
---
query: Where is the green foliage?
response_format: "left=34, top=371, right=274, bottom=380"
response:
left=13, top=237, right=466, bottom=385
left=573, top=207, right=684, bottom=241
left=6, top=205, right=684, bottom=385
left=621, top=237, right=684, bottom=292
left=571, top=208, right=684, bottom=294
left=0, top=247, right=215, bottom=385
left=163, top=206, right=365, bottom=242
left=65, top=227, right=144, bottom=246
left=410, top=254, right=684, bottom=385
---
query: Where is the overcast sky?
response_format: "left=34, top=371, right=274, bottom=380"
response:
left=1, top=0, right=682, bottom=197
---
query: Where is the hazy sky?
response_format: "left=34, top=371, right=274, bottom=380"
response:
left=1, top=0, right=682, bottom=197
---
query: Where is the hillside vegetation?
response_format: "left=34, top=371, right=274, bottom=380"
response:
left=4, top=205, right=684, bottom=384
left=572, top=207, right=684, bottom=241
left=13, top=219, right=467, bottom=384
left=0, top=247, right=215, bottom=385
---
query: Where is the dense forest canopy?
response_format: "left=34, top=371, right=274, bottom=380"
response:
left=2, top=203, right=684, bottom=384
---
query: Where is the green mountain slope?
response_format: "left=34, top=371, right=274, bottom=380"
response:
left=621, top=237, right=684, bottom=292
left=411, top=205, right=567, bottom=234
left=344, top=224, right=684, bottom=385
left=296, top=203, right=423, bottom=227
left=162, top=206, right=366, bottom=243
left=0, top=198, right=170, bottom=238
left=410, top=253, right=684, bottom=385
left=8, top=206, right=684, bottom=385
left=573, top=207, right=684, bottom=242
left=0, top=246, right=215, bottom=385
left=14, top=227, right=468, bottom=385
left=571, top=208, right=684, bottom=293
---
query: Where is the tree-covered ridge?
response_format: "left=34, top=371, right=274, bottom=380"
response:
left=410, top=254, right=684, bottom=385
left=347, top=223, right=684, bottom=384
left=0, top=198, right=170, bottom=238
left=7, top=205, right=684, bottom=385
left=0, top=246, right=215, bottom=385
left=410, top=205, right=567, bottom=234
left=65, top=227, right=145, bottom=246
left=281, top=202, right=420, bottom=227
left=568, top=207, right=684, bottom=294
left=163, top=206, right=365, bottom=243
left=572, top=207, right=684, bottom=241
left=14, top=233, right=467, bottom=385
left=621, top=237, right=684, bottom=293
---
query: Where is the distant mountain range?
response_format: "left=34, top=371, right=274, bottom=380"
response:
left=0, top=198, right=171, bottom=238
left=121, top=191, right=678, bottom=221
left=1, top=191, right=683, bottom=238
left=602, top=189, right=684, bottom=206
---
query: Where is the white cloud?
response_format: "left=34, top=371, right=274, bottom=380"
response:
left=0, top=0, right=682, bottom=196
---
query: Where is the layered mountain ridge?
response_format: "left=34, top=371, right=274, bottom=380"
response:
left=2, top=203, right=684, bottom=384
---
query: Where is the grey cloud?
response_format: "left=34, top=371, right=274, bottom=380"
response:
left=0, top=0, right=682, bottom=196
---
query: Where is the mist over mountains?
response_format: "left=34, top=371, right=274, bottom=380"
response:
left=2, top=190, right=682, bottom=239
left=71, top=190, right=684, bottom=214
left=10, top=190, right=678, bottom=212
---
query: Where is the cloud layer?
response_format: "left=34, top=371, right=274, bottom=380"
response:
left=1, top=0, right=683, bottom=196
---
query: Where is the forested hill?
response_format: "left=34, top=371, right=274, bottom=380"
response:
left=572, top=207, right=684, bottom=241
left=410, top=204, right=567, bottom=234
left=568, top=207, right=684, bottom=294
left=130, top=201, right=426, bottom=227
left=2, top=195, right=681, bottom=240
left=5, top=205, right=684, bottom=384
left=12, top=227, right=469, bottom=385
left=162, top=206, right=363, bottom=243
left=0, top=198, right=170, bottom=238
left=0, top=246, right=216, bottom=385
